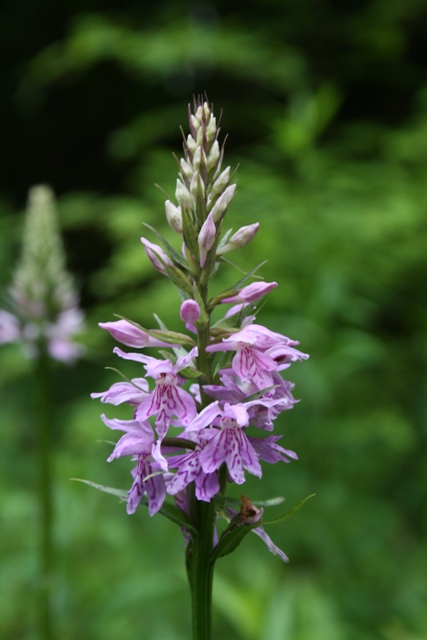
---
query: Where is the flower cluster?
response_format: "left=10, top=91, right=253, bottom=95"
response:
left=0, top=186, right=84, bottom=363
left=92, top=99, right=308, bottom=558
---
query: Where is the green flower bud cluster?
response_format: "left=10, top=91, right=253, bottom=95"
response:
left=0, top=185, right=84, bottom=363
left=11, top=186, right=78, bottom=320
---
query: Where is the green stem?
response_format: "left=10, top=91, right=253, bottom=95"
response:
left=35, top=350, right=54, bottom=640
left=189, top=500, right=216, bottom=640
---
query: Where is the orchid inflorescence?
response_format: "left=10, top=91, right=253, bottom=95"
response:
left=0, top=185, right=84, bottom=363
left=91, top=97, right=309, bottom=563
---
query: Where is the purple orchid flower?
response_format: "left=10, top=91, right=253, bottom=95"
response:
left=167, top=431, right=221, bottom=502
left=100, top=414, right=167, bottom=516
left=206, top=324, right=308, bottom=389
left=184, top=401, right=262, bottom=484
left=113, top=347, right=198, bottom=438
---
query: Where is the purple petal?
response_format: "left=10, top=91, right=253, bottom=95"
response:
left=251, top=526, right=289, bottom=562
left=108, top=432, right=153, bottom=461
left=113, top=347, right=152, bottom=365
left=185, top=401, right=221, bottom=432
left=249, top=435, right=298, bottom=464
left=127, top=457, right=166, bottom=516
left=232, top=347, right=277, bottom=389
left=0, top=310, right=20, bottom=343
left=91, top=379, right=148, bottom=405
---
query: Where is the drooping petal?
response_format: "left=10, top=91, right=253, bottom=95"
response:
left=91, top=379, right=149, bottom=405
left=100, top=414, right=153, bottom=436
left=184, top=401, right=221, bottom=432
left=100, top=414, right=154, bottom=461
left=249, top=435, right=298, bottom=464
left=251, top=526, right=289, bottom=562
left=113, top=347, right=153, bottom=366
left=266, top=343, right=310, bottom=366
left=108, top=432, right=153, bottom=461
left=199, top=427, right=261, bottom=484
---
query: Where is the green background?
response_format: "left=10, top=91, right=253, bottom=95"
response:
left=1, top=1, right=426, bottom=638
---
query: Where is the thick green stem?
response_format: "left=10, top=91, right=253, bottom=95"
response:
left=35, top=350, right=54, bottom=640
left=189, top=500, right=216, bottom=640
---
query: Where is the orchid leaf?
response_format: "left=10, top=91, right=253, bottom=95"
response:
left=261, top=494, right=315, bottom=526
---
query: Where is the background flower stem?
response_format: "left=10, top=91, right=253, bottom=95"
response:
left=35, top=349, right=54, bottom=640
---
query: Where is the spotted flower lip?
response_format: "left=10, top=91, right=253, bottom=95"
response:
left=100, top=414, right=168, bottom=516
left=167, top=431, right=220, bottom=502
left=113, top=347, right=198, bottom=438
left=184, top=402, right=263, bottom=484
left=128, top=455, right=167, bottom=516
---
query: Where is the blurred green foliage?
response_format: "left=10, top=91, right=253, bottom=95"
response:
left=1, top=1, right=427, bottom=638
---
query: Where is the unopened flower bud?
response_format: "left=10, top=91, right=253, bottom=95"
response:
left=190, top=114, right=199, bottom=131
left=165, top=200, right=182, bottom=234
left=190, top=172, right=205, bottom=203
left=186, top=134, right=197, bottom=154
left=198, top=212, right=216, bottom=268
left=196, top=127, right=204, bottom=146
left=193, top=146, right=207, bottom=173
left=210, top=184, right=237, bottom=223
left=207, top=141, right=220, bottom=173
left=180, top=158, right=193, bottom=181
left=176, top=179, right=192, bottom=210
left=180, top=300, right=201, bottom=324
left=206, top=116, right=217, bottom=143
left=196, top=105, right=204, bottom=123
left=209, top=167, right=230, bottom=203
left=141, top=237, right=173, bottom=275
left=99, top=319, right=172, bottom=347
left=203, top=102, right=211, bottom=119
left=221, top=281, right=277, bottom=304
left=217, top=222, right=259, bottom=255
